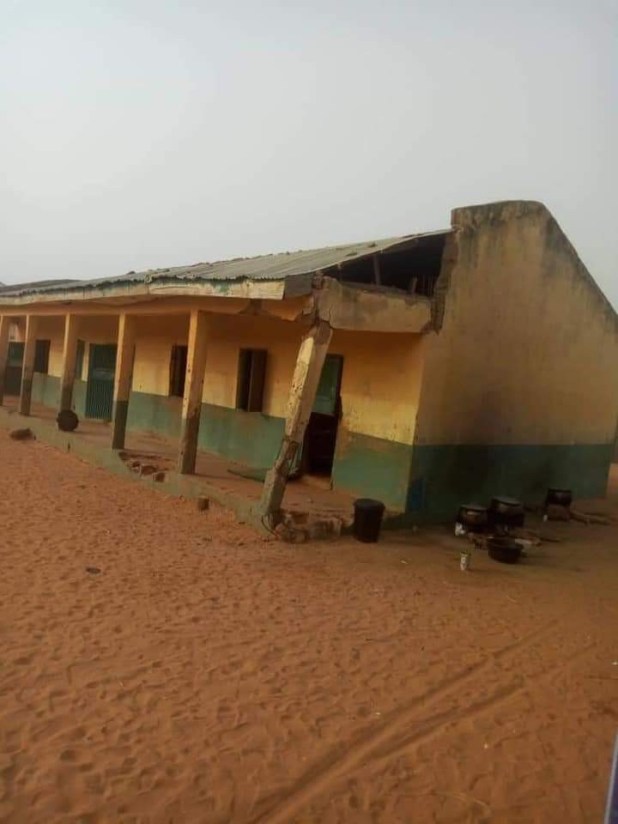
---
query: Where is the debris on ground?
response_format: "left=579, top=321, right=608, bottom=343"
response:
left=274, top=520, right=308, bottom=544
left=9, top=428, right=34, bottom=441
left=570, top=508, right=613, bottom=526
left=468, top=527, right=541, bottom=555
left=119, top=452, right=172, bottom=478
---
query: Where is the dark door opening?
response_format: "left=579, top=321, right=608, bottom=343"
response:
left=34, top=339, right=51, bottom=375
left=169, top=344, right=188, bottom=398
left=85, top=344, right=117, bottom=420
left=5, top=342, right=24, bottom=396
left=301, top=354, right=343, bottom=478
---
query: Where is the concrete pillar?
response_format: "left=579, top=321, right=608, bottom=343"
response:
left=111, top=313, right=136, bottom=450
left=18, top=315, right=38, bottom=416
left=0, top=316, right=11, bottom=406
left=59, top=314, right=80, bottom=412
left=260, top=319, right=332, bottom=520
left=178, top=310, right=208, bottom=475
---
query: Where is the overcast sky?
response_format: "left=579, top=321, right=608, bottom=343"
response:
left=1, top=0, right=616, bottom=304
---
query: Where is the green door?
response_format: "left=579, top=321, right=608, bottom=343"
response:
left=292, top=355, right=344, bottom=476
left=85, top=344, right=117, bottom=420
left=313, top=355, right=344, bottom=416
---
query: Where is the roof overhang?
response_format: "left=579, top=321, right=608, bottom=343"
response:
left=317, top=277, right=432, bottom=333
left=0, top=273, right=315, bottom=310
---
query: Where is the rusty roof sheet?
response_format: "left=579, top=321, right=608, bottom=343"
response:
left=0, top=230, right=449, bottom=298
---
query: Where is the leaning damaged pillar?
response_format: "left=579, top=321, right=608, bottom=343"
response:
left=0, top=316, right=10, bottom=406
left=178, top=310, right=208, bottom=475
left=260, top=319, right=333, bottom=520
left=111, top=313, right=136, bottom=450
left=59, top=314, right=80, bottom=412
left=18, top=315, right=38, bottom=416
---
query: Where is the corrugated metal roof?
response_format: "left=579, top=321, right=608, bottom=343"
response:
left=0, top=279, right=78, bottom=295
left=0, top=230, right=449, bottom=298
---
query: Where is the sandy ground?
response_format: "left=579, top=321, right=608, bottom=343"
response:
left=0, top=431, right=617, bottom=824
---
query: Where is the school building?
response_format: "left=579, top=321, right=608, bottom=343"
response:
left=1, top=200, right=616, bottom=523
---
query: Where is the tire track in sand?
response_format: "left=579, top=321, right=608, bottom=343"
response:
left=249, top=621, right=559, bottom=824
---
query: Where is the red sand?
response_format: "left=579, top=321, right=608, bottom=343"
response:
left=1, top=431, right=617, bottom=823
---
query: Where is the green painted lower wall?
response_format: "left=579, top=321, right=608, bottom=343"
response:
left=32, top=373, right=60, bottom=409
left=332, top=429, right=413, bottom=510
left=29, top=374, right=87, bottom=418
left=408, top=443, right=614, bottom=521
left=4, top=366, right=22, bottom=396
left=25, top=385, right=284, bottom=470
left=122, top=394, right=413, bottom=506
left=21, top=384, right=612, bottom=523
left=126, top=394, right=286, bottom=470
left=127, top=391, right=183, bottom=439
left=198, top=403, right=284, bottom=468
left=73, top=380, right=87, bottom=419
left=15, top=378, right=414, bottom=509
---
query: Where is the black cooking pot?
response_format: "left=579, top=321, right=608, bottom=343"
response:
left=488, top=537, right=522, bottom=564
left=489, top=496, right=525, bottom=528
left=545, top=488, right=572, bottom=508
left=457, top=504, right=488, bottom=533
left=57, top=408, right=79, bottom=433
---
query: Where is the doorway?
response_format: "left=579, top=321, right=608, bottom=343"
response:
left=5, top=342, right=24, bottom=396
left=85, top=344, right=117, bottom=420
left=302, top=354, right=344, bottom=478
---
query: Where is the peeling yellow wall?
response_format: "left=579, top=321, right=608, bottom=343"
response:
left=15, top=316, right=120, bottom=380
left=125, top=312, right=424, bottom=446
left=11, top=317, right=66, bottom=376
left=7, top=303, right=425, bottom=447
left=35, top=317, right=65, bottom=376
left=132, top=315, right=189, bottom=395
left=203, top=314, right=301, bottom=415
left=201, top=318, right=424, bottom=444
left=416, top=201, right=618, bottom=446
left=331, top=330, right=424, bottom=445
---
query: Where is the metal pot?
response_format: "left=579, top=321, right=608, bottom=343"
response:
left=56, top=408, right=79, bottom=433
left=489, top=496, right=525, bottom=529
left=457, top=504, right=488, bottom=533
left=487, top=537, right=522, bottom=564
left=545, top=488, right=572, bottom=508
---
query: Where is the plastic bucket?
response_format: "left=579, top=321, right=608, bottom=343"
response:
left=353, top=498, right=385, bottom=543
